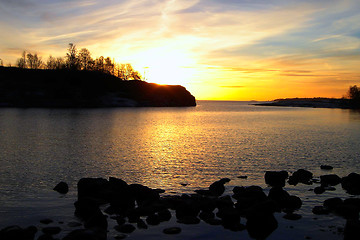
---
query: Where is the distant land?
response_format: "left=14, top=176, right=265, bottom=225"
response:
left=0, top=67, right=196, bottom=107
left=255, top=98, right=356, bottom=109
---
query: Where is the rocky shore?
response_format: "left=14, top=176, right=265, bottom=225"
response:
left=0, top=67, right=196, bottom=108
left=254, top=98, right=354, bottom=109
left=1, top=168, right=360, bottom=240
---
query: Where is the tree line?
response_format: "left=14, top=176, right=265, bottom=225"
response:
left=15, top=43, right=142, bottom=80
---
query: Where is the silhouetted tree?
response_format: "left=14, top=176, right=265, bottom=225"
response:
left=0, top=58, right=3, bottom=66
left=348, top=85, right=360, bottom=107
left=16, top=51, right=26, bottom=68
left=78, top=48, right=93, bottom=70
left=95, top=56, right=104, bottom=72
left=104, top=57, right=114, bottom=74
left=66, top=43, right=79, bottom=70
left=26, top=53, right=42, bottom=69
left=46, top=55, right=57, bottom=69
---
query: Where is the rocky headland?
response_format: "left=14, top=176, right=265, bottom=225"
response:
left=1, top=168, right=360, bottom=240
left=0, top=67, right=196, bottom=108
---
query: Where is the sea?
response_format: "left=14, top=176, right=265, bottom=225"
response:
left=0, top=100, right=359, bottom=239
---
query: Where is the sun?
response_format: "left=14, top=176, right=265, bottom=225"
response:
left=132, top=47, right=196, bottom=86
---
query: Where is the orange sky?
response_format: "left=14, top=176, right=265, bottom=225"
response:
left=0, top=0, right=359, bottom=100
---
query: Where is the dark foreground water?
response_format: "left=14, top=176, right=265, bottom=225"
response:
left=0, top=101, right=360, bottom=239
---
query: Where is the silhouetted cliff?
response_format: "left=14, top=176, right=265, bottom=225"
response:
left=0, top=67, right=196, bottom=107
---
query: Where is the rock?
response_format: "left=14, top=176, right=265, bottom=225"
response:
left=283, top=195, right=302, bottom=211
left=205, top=218, right=223, bottom=225
left=216, top=195, right=234, bottom=209
left=232, top=186, right=267, bottom=201
left=114, top=217, right=126, bottom=226
left=41, top=226, right=61, bottom=235
left=63, top=228, right=106, bottom=240
left=312, top=206, right=330, bottom=215
left=237, top=175, right=248, bottom=179
left=314, top=186, right=325, bottom=194
left=246, top=212, right=278, bottom=239
left=136, top=219, right=148, bottom=229
left=288, top=169, right=313, bottom=185
left=344, top=198, right=360, bottom=209
left=268, top=187, right=290, bottom=210
left=335, top=204, right=360, bottom=219
left=114, top=224, right=136, bottom=234
left=320, top=174, right=342, bottom=186
left=163, top=227, right=182, bottom=234
left=53, top=181, right=69, bottom=194
left=40, top=219, right=53, bottom=224
left=323, top=197, right=343, bottom=211
left=342, top=173, right=360, bottom=195
left=146, top=214, right=160, bottom=225
left=77, top=178, right=109, bottom=201
left=199, top=211, right=215, bottom=221
left=84, top=211, right=108, bottom=230
left=265, top=171, right=288, bottom=187
left=320, top=165, right=333, bottom=170
left=0, top=225, right=37, bottom=240
left=74, top=198, right=102, bottom=221
left=283, top=213, right=302, bottom=220
left=128, top=184, right=160, bottom=206
left=209, top=179, right=229, bottom=196
left=344, top=219, right=360, bottom=240
left=158, top=209, right=172, bottom=222
left=175, top=201, right=200, bottom=219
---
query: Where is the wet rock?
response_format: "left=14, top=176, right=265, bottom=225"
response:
left=114, top=224, right=136, bottom=234
left=265, top=171, right=288, bottom=187
left=237, top=175, right=248, bottom=179
left=320, top=174, right=342, bottom=186
left=63, top=228, right=106, bottom=240
left=163, top=227, right=182, bottom=234
left=344, top=219, right=360, bottom=240
left=283, top=195, right=302, bottom=211
left=209, top=178, right=230, bottom=196
left=175, top=201, right=200, bottom=219
left=74, top=198, right=102, bottom=221
left=199, top=210, right=215, bottom=221
left=320, top=165, right=333, bottom=170
left=314, top=186, right=325, bottom=194
left=126, top=210, right=140, bottom=223
left=246, top=212, right=278, bottom=239
left=344, top=198, right=360, bottom=209
left=342, top=173, right=360, bottom=195
left=40, top=219, right=53, bottom=224
left=323, top=197, right=343, bottom=211
left=128, top=184, right=160, bottom=206
left=268, top=187, right=290, bottom=210
left=232, top=186, right=267, bottom=202
left=53, top=181, right=69, bottom=194
left=312, top=206, right=330, bottom=215
left=288, top=169, right=313, bottom=185
left=42, top=226, right=61, bottom=235
left=114, top=217, right=126, bottom=226
left=136, top=219, right=148, bottom=229
left=146, top=214, right=160, bottom=225
left=283, top=213, right=302, bottom=220
left=158, top=209, right=172, bottom=222
left=216, top=195, right=234, bottom=209
left=205, top=218, right=223, bottom=225
left=335, top=204, right=360, bottom=219
left=0, top=225, right=37, bottom=240
left=84, top=211, right=108, bottom=230
left=77, top=178, right=109, bottom=201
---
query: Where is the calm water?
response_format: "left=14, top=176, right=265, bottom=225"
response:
left=0, top=101, right=360, bottom=239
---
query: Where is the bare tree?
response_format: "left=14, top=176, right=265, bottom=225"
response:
left=66, top=43, right=79, bottom=70
left=16, top=51, right=26, bottom=68
left=0, top=58, right=3, bottom=66
left=46, top=55, right=57, bottom=69
left=26, top=53, right=42, bottom=69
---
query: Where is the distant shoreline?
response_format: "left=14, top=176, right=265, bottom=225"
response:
left=254, top=98, right=357, bottom=109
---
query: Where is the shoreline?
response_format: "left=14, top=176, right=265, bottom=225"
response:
left=1, top=168, right=359, bottom=240
left=254, top=98, right=357, bottom=110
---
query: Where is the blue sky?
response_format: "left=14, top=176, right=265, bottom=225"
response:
left=0, top=0, right=359, bottom=100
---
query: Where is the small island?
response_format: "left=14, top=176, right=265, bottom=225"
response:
left=0, top=66, right=196, bottom=108
left=255, top=87, right=360, bottom=110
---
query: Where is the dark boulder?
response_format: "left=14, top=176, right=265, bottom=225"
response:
left=342, top=173, right=360, bottom=195
left=232, top=186, right=267, bottom=201
left=199, top=210, right=215, bottom=221
left=344, top=219, right=360, bottom=240
left=128, top=184, right=160, bottom=206
left=146, top=214, right=160, bottom=225
left=53, top=181, right=69, bottom=194
left=265, top=171, right=288, bottom=187
left=114, top=224, right=136, bottom=233
left=74, top=198, right=102, bottom=221
left=136, top=219, right=148, bottom=229
left=335, top=204, right=360, bottom=219
left=246, top=212, right=278, bottom=239
left=175, top=200, right=200, bottom=219
left=37, top=234, right=55, bottom=240
left=288, top=169, right=313, bottom=185
left=77, top=178, right=109, bottom=201
left=84, top=212, right=108, bottom=230
left=320, top=165, right=333, bottom=170
left=209, top=178, right=230, bottom=196
left=314, top=186, right=325, bottom=194
left=320, top=174, right=342, bottom=186
left=312, top=206, right=330, bottom=215
left=177, top=216, right=200, bottom=224
left=158, top=209, right=172, bottom=222
left=40, top=219, right=53, bottom=224
left=283, top=213, right=302, bottom=220
left=268, top=187, right=290, bottom=210
left=0, top=225, right=37, bottom=240
left=323, top=197, right=343, bottom=211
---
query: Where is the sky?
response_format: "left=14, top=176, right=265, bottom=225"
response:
left=0, top=0, right=360, bottom=100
